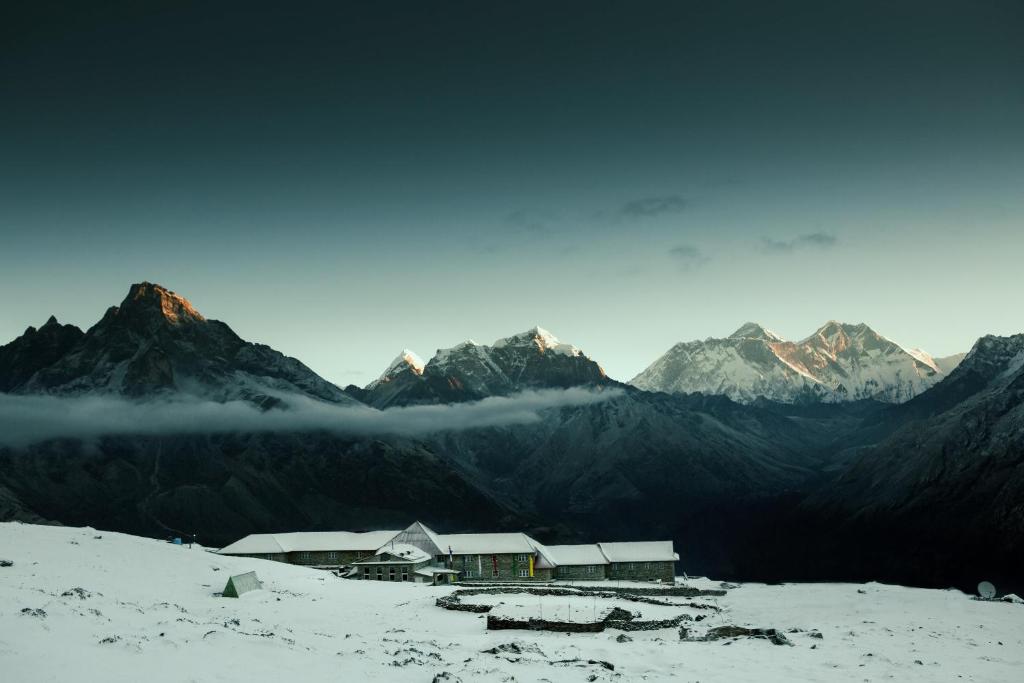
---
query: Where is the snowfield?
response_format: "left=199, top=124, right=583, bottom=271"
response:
left=1, top=523, right=1022, bottom=682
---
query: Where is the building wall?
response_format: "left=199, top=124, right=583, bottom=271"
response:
left=554, top=564, right=608, bottom=580
left=356, top=560, right=428, bottom=582
left=229, top=552, right=289, bottom=563
left=286, top=550, right=375, bottom=566
left=447, top=553, right=549, bottom=581
left=606, top=561, right=675, bottom=583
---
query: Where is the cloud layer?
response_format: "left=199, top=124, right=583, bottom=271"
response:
left=0, top=388, right=621, bottom=448
left=619, top=195, right=687, bottom=219
left=668, top=244, right=709, bottom=271
left=760, top=233, right=838, bottom=252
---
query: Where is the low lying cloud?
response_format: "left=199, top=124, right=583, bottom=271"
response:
left=0, top=387, right=622, bottom=449
left=760, top=233, right=838, bottom=253
left=619, top=195, right=687, bottom=219
left=668, top=244, right=710, bottom=271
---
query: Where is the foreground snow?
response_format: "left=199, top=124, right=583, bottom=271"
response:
left=1, top=523, right=1021, bottom=682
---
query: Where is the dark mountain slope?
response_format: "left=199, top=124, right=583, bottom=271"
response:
left=747, top=334, right=1024, bottom=592
left=0, top=432, right=526, bottom=547
left=18, top=282, right=351, bottom=404
left=0, top=316, right=84, bottom=392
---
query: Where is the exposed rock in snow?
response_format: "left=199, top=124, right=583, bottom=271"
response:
left=631, top=321, right=964, bottom=404
left=366, top=350, right=425, bottom=390
left=360, top=327, right=608, bottom=407
left=3, top=282, right=353, bottom=406
left=3, top=522, right=1023, bottom=682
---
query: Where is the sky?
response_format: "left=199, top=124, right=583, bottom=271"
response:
left=1, top=1, right=1022, bottom=387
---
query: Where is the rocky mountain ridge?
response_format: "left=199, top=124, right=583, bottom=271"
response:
left=1, top=282, right=354, bottom=405
left=631, top=321, right=964, bottom=404
left=357, top=326, right=610, bottom=408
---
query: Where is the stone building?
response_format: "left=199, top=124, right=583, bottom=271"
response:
left=386, top=522, right=555, bottom=582
left=351, top=543, right=434, bottom=583
left=217, top=523, right=679, bottom=584
left=597, top=541, right=678, bottom=583
left=543, top=544, right=609, bottom=580
left=217, top=530, right=399, bottom=568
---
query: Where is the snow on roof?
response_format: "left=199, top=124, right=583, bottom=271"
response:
left=437, top=532, right=539, bottom=555
left=543, top=543, right=609, bottom=566
left=389, top=521, right=446, bottom=557
left=414, top=567, right=460, bottom=576
left=217, top=533, right=287, bottom=555
left=597, top=541, right=678, bottom=563
left=218, top=530, right=400, bottom=555
left=353, top=543, right=430, bottom=564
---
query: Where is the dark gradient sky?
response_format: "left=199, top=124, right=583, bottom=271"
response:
left=2, top=1, right=1022, bottom=385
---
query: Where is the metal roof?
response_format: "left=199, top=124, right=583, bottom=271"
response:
left=218, top=530, right=400, bottom=555
left=597, top=541, right=679, bottom=563
left=542, top=543, right=610, bottom=566
left=353, top=543, right=431, bottom=565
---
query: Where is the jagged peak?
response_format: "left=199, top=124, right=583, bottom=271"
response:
left=492, top=326, right=581, bottom=356
left=43, top=315, right=59, bottom=327
left=390, top=349, right=425, bottom=375
left=728, top=322, right=784, bottom=342
left=366, top=349, right=425, bottom=389
left=811, top=320, right=875, bottom=337
left=120, top=282, right=205, bottom=325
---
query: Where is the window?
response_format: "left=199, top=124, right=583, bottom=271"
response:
left=300, top=552, right=311, bottom=561
left=644, top=562, right=650, bottom=569
left=464, top=569, right=473, bottom=579
left=389, top=567, right=396, bottom=581
left=362, top=567, right=370, bottom=580
left=585, top=565, right=596, bottom=574
left=327, top=551, right=338, bottom=560
left=376, top=567, right=383, bottom=580
left=402, top=568, right=409, bottom=582
left=518, top=569, right=529, bottom=577
left=515, top=554, right=529, bottom=562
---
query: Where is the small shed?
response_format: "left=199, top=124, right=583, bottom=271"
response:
left=222, top=571, right=262, bottom=598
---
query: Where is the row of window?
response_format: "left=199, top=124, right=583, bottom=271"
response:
left=459, top=567, right=534, bottom=579
left=362, top=566, right=411, bottom=581
left=297, top=551, right=340, bottom=561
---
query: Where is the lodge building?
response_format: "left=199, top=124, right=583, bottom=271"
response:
left=218, top=521, right=679, bottom=584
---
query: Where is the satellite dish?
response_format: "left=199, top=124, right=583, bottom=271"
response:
left=978, top=581, right=997, bottom=599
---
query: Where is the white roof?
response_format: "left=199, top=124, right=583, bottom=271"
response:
left=438, top=532, right=539, bottom=555
left=543, top=544, right=609, bottom=566
left=597, top=541, right=678, bottom=563
left=414, top=567, right=460, bottom=576
left=218, top=530, right=400, bottom=555
left=354, top=543, right=431, bottom=564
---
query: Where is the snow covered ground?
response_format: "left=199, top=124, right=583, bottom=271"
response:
left=1, top=522, right=1022, bottom=682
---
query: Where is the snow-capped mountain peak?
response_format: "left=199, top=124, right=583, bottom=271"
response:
left=492, top=326, right=582, bottom=357
left=366, top=349, right=425, bottom=389
left=728, top=322, right=784, bottom=342
left=632, top=321, right=964, bottom=404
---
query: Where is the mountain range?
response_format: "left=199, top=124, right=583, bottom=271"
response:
left=1, top=282, right=1020, bottom=592
left=631, top=321, right=965, bottom=404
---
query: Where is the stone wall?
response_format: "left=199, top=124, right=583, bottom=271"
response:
left=286, top=550, right=373, bottom=567
left=357, top=561, right=426, bottom=582
left=230, top=553, right=288, bottom=563
left=448, top=553, right=550, bottom=581
left=554, top=564, right=607, bottom=581
left=606, top=561, right=675, bottom=583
